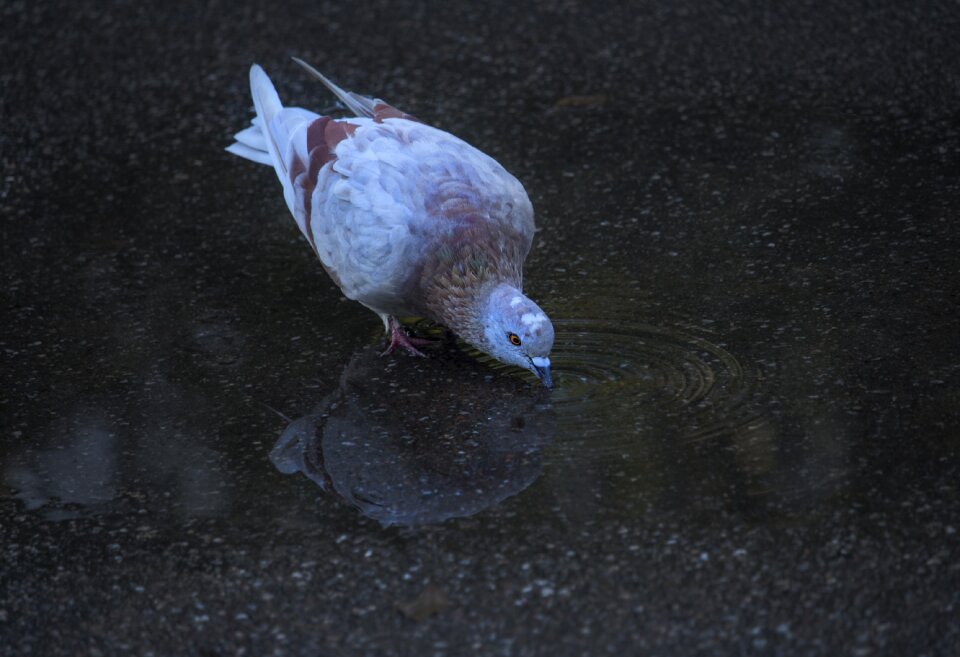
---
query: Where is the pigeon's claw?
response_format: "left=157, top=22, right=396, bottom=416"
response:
left=382, top=316, right=430, bottom=357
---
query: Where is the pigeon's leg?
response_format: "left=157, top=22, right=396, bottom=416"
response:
left=381, top=315, right=430, bottom=357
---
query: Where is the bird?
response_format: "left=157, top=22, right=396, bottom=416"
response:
left=226, top=59, right=554, bottom=387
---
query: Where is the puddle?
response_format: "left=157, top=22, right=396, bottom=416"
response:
left=260, top=303, right=807, bottom=524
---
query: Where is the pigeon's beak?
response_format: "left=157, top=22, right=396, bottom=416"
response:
left=529, top=356, right=553, bottom=388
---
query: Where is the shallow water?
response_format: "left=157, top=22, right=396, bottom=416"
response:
left=3, top=1, right=960, bottom=655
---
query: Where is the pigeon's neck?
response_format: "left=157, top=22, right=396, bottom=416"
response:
left=419, top=231, right=524, bottom=345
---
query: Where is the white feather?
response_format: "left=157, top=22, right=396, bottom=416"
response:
left=232, top=125, right=267, bottom=152
left=248, top=66, right=285, bottom=172
left=225, top=142, right=273, bottom=165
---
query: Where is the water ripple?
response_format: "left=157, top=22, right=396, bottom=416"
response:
left=545, top=316, right=763, bottom=454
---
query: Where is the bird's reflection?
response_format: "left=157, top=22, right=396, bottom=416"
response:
left=271, top=343, right=555, bottom=526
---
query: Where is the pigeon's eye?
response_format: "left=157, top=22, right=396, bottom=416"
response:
left=508, top=332, right=522, bottom=346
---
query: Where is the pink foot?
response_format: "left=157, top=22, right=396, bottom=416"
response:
left=381, top=317, right=433, bottom=357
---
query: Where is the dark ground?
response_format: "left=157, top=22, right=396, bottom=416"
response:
left=2, top=1, right=960, bottom=655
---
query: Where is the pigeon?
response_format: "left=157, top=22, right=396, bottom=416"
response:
left=226, top=60, right=554, bottom=387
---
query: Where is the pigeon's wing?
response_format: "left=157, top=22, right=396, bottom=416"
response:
left=309, top=119, right=534, bottom=314
left=293, top=57, right=418, bottom=123
left=231, top=65, right=422, bottom=312
left=308, top=121, right=422, bottom=314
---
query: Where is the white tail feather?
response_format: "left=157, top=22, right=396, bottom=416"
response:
left=225, top=142, right=272, bottom=165
left=233, top=124, right=267, bottom=152
left=249, top=64, right=287, bottom=178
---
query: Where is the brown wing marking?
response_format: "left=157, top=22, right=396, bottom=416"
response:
left=373, top=102, right=418, bottom=123
left=288, top=118, right=358, bottom=256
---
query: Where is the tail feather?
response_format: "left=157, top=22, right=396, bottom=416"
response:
left=291, top=57, right=379, bottom=118
left=225, top=141, right=272, bottom=165
left=232, top=123, right=267, bottom=152
left=249, top=64, right=288, bottom=178
left=227, top=65, right=323, bottom=217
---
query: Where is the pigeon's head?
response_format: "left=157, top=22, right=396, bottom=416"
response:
left=480, top=284, right=555, bottom=388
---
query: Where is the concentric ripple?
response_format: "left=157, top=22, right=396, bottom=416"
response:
left=543, top=316, right=764, bottom=455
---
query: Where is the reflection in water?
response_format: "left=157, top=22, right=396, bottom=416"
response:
left=271, top=344, right=555, bottom=526
left=1, top=310, right=846, bottom=526
left=3, top=411, right=118, bottom=521
left=2, top=390, right=233, bottom=521
left=274, top=309, right=849, bottom=524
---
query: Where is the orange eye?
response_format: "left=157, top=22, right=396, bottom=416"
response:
left=508, top=333, right=522, bottom=346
